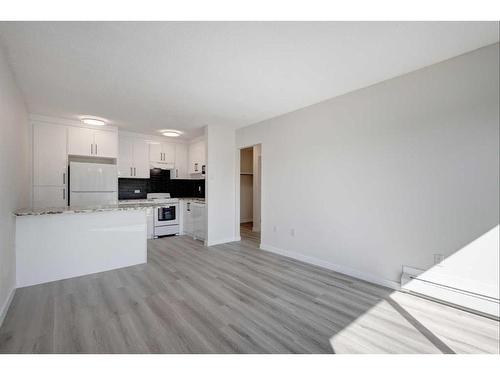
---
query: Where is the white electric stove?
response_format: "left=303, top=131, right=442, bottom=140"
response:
left=119, top=193, right=179, bottom=237
left=147, top=193, right=180, bottom=237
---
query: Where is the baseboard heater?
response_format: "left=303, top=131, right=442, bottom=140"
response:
left=401, top=266, right=500, bottom=320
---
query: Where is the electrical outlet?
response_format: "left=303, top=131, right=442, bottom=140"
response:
left=434, top=254, right=445, bottom=266
left=290, top=228, right=295, bottom=237
left=134, top=189, right=141, bottom=194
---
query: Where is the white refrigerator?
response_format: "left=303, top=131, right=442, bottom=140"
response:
left=69, top=162, right=118, bottom=206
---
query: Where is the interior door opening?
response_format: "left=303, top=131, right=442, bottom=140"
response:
left=239, top=144, right=261, bottom=246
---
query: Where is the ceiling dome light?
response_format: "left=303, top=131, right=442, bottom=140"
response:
left=162, top=130, right=182, bottom=137
left=81, top=117, right=106, bottom=126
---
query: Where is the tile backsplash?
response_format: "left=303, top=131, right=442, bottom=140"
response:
left=118, top=169, right=205, bottom=200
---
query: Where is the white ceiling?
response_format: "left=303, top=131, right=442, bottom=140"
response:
left=0, top=22, right=498, bottom=139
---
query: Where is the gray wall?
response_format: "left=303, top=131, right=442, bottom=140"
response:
left=236, top=43, right=500, bottom=287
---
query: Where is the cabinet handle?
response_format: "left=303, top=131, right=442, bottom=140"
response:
left=130, top=167, right=133, bottom=176
left=63, top=188, right=65, bottom=200
left=194, top=163, right=198, bottom=172
left=91, top=144, right=93, bottom=155
left=95, top=143, right=98, bottom=155
left=134, top=167, right=136, bottom=176
left=63, top=172, right=66, bottom=185
left=176, top=169, right=178, bottom=178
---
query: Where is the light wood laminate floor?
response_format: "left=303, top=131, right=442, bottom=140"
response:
left=0, top=232, right=498, bottom=354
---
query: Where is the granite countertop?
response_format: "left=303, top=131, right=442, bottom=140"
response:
left=178, top=197, right=206, bottom=203
left=14, top=202, right=163, bottom=217
left=15, top=197, right=207, bottom=216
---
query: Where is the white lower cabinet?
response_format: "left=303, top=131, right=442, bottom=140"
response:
left=146, top=208, right=154, bottom=239
left=182, top=200, right=205, bottom=241
left=183, top=201, right=194, bottom=236
left=192, top=202, right=206, bottom=241
left=33, top=186, right=67, bottom=209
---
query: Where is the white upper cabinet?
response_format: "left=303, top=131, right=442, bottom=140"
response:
left=33, top=122, right=67, bottom=186
left=93, top=129, right=118, bottom=158
left=133, top=139, right=150, bottom=178
left=68, top=127, right=94, bottom=156
left=118, top=135, right=150, bottom=178
left=188, top=139, right=206, bottom=175
left=149, top=143, right=162, bottom=163
left=149, top=142, right=175, bottom=164
left=118, top=136, right=134, bottom=178
left=171, top=143, right=188, bottom=179
left=68, top=127, right=118, bottom=158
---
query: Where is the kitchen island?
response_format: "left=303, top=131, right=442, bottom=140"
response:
left=14, top=203, right=160, bottom=287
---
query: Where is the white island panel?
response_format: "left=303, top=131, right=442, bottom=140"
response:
left=16, top=209, right=147, bottom=287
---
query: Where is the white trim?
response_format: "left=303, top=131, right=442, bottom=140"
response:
left=207, top=236, right=241, bottom=247
left=0, top=288, right=15, bottom=328
left=260, top=243, right=400, bottom=290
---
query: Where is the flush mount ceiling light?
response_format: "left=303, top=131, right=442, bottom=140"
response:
left=81, top=117, right=106, bottom=126
left=161, top=130, right=182, bottom=137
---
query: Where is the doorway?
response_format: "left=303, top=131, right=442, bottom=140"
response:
left=239, top=145, right=261, bottom=246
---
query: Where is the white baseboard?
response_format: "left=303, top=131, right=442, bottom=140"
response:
left=260, top=243, right=400, bottom=290
left=206, top=236, right=241, bottom=247
left=0, top=287, right=15, bottom=328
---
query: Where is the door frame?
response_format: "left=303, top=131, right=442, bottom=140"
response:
left=235, top=143, right=262, bottom=242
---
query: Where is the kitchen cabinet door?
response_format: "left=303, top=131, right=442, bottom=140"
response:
left=68, top=126, right=94, bottom=156
left=93, top=129, right=118, bottom=158
left=189, top=140, right=206, bottom=174
left=133, top=138, right=150, bottom=178
left=183, top=201, right=194, bottom=236
left=118, top=136, right=134, bottom=178
left=162, top=142, right=176, bottom=164
left=149, top=143, right=163, bottom=163
left=171, top=143, right=188, bottom=179
left=33, top=123, right=67, bottom=186
left=192, top=202, right=206, bottom=240
left=33, top=186, right=67, bottom=209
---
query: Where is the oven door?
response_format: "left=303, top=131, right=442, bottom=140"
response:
left=154, top=204, right=179, bottom=226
